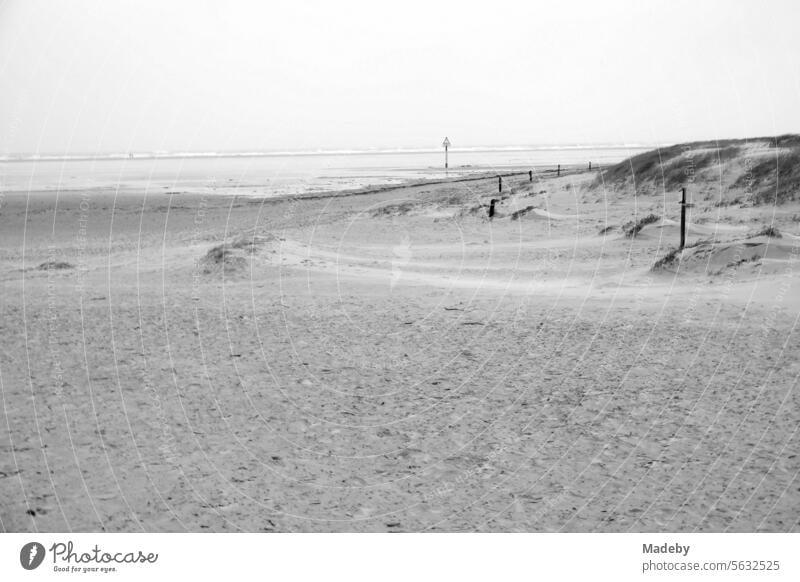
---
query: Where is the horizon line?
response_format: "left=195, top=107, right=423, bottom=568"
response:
left=0, top=142, right=659, bottom=163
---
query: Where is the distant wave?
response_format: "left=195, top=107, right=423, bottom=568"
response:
left=0, top=143, right=654, bottom=163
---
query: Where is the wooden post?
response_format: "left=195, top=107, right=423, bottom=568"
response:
left=557, top=164, right=561, bottom=177
left=489, top=199, right=497, bottom=219
left=680, top=187, right=687, bottom=249
left=498, top=176, right=502, bottom=193
left=589, top=161, right=592, bottom=171
left=528, top=170, right=533, bottom=182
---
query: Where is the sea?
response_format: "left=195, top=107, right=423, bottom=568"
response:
left=0, top=145, right=650, bottom=198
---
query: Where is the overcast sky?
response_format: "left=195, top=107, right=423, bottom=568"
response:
left=1, top=0, right=798, bottom=154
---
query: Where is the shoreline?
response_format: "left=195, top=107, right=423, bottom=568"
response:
left=0, top=164, right=591, bottom=203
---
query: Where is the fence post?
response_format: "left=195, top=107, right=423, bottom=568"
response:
left=498, top=176, right=502, bottom=193
left=680, top=187, right=687, bottom=249
left=528, top=170, right=532, bottom=182
left=557, top=164, right=560, bottom=177
left=589, top=161, right=592, bottom=171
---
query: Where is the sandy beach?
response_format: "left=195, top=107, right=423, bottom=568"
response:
left=2, top=145, right=799, bottom=532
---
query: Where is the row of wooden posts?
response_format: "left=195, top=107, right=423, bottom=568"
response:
left=488, top=167, right=691, bottom=251
left=493, top=161, right=598, bottom=192
left=494, top=161, right=589, bottom=192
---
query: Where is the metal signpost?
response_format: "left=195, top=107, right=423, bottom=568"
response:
left=442, top=136, right=451, bottom=170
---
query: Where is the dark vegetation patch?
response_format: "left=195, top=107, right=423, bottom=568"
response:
left=622, top=213, right=660, bottom=238
left=651, top=238, right=775, bottom=275
left=455, top=203, right=486, bottom=218
left=595, top=145, right=676, bottom=186
left=594, top=134, right=800, bottom=205
left=766, top=134, right=800, bottom=148
left=713, top=196, right=742, bottom=207
left=596, top=145, right=740, bottom=191
left=201, top=244, right=248, bottom=274
left=37, top=261, right=74, bottom=270
left=651, top=247, right=682, bottom=272
left=229, top=234, right=275, bottom=253
left=652, top=239, right=712, bottom=273
left=664, top=147, right=741, bottom=190
left=199, top=232, right=276, bottom=274
left=724, top=255, right=761, bottom=270
left=689, top=238, right=715, bottom=248
left=747, top=225, right=782, bottom=239
left=598, top=225, right=615, bottom=235
left=733, top=150, right=800, bottom=205
left=510, top=206, right=536, bottom=220
left=436, top=194, right=467, bottom=206
left=372, top=201, right=418, bottom=216
left=204, top=245, right=230, bottom=263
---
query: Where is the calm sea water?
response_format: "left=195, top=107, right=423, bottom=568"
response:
left=0, top=146, right=649, bottom=197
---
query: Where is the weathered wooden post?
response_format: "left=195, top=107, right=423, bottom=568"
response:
left=498, top=176, right=502, bottom=193
left=489, top=199, right=497, bottom=219
left=589, top=161, right=592, bottom=171
left=528, top=170, right=533, bottom=182
left=679, top=187, right=692, bottom=249
left=557, top=164, right=561, bottom=177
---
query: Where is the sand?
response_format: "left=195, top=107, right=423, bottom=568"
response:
left=1, top=169, right=799, bottom=532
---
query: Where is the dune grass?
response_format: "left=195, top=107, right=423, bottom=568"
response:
left=595, top=135, right=800, bottom=205
left=510, top=206, right=536, bottom=221
left=623, top=213, right=660, bottom=238
left=651, top=247, right=682, bottom=272
left=735, top=150, right=800, bottom=205
left=597, top=145, right=741, bottom=191
left=37, top=261, right=74, bottom=270
left=748, top=225, right=782, bottom=239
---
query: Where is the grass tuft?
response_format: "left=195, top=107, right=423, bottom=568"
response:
left=623, top=214, right=659, bottom=238
left=651, top=248, right=682, bottom=272
left=748, top=225, right=782, bottom=239
left=510, top=206, right=536, bottom=221
left=38, top=261, right=74, bottom=270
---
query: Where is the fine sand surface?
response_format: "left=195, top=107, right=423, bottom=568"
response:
left=1, top=166, right=799, bottom=532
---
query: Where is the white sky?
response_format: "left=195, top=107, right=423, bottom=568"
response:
left=1, top=0, right=798, bottom=154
